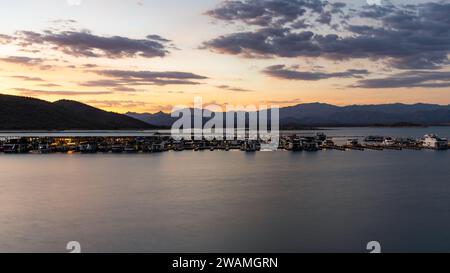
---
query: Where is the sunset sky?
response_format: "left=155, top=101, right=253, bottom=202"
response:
left=0, top=0, right=449, bottom=113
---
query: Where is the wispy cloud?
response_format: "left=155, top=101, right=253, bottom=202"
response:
left=354, top=71, right=450, bottom=89
left=13, top=29, right=172, bottom=58
left=92, top=70, right=208, bottom=86
left=14, top=88, right=112, bottom=96
left=38, top=83, right=62, bottom=87
left=10, top=75, right=44, bottom=82
left=0, top=56, right=45, bottom=66
left=216, top=85, right=253, bottom=92
left=260, top=98, right=302, bottom=105
left=0, top=34, right=13, bottom=44
left=263, top=65, right=369, bottom=81
left=84, top=100, right=150, bottom=108
left=0, top=56, right=54, bottom=70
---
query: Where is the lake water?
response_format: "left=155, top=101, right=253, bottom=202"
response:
left=0, top=127, right=450, bottom=253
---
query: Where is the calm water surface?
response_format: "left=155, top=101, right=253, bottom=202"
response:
left=0, top=127, right=450, bottom=253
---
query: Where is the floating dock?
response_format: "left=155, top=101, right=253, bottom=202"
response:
left=0, top=134, right=448, bottom=154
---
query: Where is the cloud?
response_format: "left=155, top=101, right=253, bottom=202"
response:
left=82, top=64, right=98, bottom=68
left=111, top=86, right=139, bottom=92
left=84, top=100, right=150, bottom=108
left=0, top=56, right=45, bottom=66
left=263, top=65, right=369, bottom=80
left=354, top=71, right=450, bottom=89
left=13, top=29, right=171, bottom=58
left=11, top=75, right=44, bottom=82
left=14, top=88, right=112, bottom=96
left=49, top=19, right=78, bottom=24
left=216, top=85, right=253, bottom=92
left=0, top=34, right=13, bottom=44
left=204, top=1, right=450, bottom=70
left=38, top=83, right=62, bottom=87
left=92, top=70, right=208, bottom=86
left=261, top=98, right=302, bottom=105
left=205, top=0, right=338, bottom=27
left=80, top=79, right=123, bottom=87
left=0, top=55, right=54, bottom=70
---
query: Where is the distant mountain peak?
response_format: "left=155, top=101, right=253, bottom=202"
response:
left=127, top=102, right=450, bottom=127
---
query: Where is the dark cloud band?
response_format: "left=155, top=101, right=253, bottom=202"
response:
left=204, top=1, right=450, bottom=70
left=354, top=71, right=450, bottom=89
left=13, top=30, right=171, bottom=58
left=263, top=65, right=369, bottom=81
left=87, top=70, right=209, bottom=86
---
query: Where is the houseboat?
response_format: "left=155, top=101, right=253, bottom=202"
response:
left=3, top=144, right=29, bottom=154
left=98, top=143, right=111, bottom=153
left=422, top=134, right=448, bottom=150
left=364, top=136, right=384, bottom=143
left=381, top=137, right=396, bottom=146
left=346, top=139, right=360, bottom=146
left=243, top=140, right=258, bottom=152
left=79, top=143, right=97, bottom=153
left=111, top=143, right=124, bottom=153
left=173, top=141, right=185, bottom=151
left=124, top=143, right=139, bottom=153
left=291, top=137, right=303, bottom=152
left=150, top=142, right=166, bottom=153
left=301, top=137, right=319, bottom=151
left=38, top=143, right=53, bottom=154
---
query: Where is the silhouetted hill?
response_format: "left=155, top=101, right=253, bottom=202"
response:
left=0, top=94, right=155, bottom=130
left=127, top=111, right=177, bottom=127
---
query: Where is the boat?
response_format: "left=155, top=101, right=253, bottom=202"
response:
left=172, top=141, right=185, bottom=151
left=364, top=136, right=384, bottom=142
left=291, top=138, right=303, bottom=152
left=38, top=143, right=53, bottom=154
left=243, top=140, right=258, bottom=152
left=324, top=139, right=335, bottom=146
left=287, top=135, right=302, bottom=152
left=381, top=137, right=396, bottom=146
left=182, top=141, right=194, bottom=150
left=345, top=139, right=364, bottom=150
left=301, top=137, right=319, bottom=152
left=151, top=142, right=165, bottom=153
left=98, top=143, right=111, bottom=153
left=3, top=144, right=29, bottom=154
left=111, top=143, right=124, bottom=153
left=422, top=134, right=448, bottom=150
left=347, top=139, right=360, bottom=146
left=316, top=133, right=327, bottom=142
left=79, top=143, right=97, bottom=153
left=124, top=143, right=138, bottom=153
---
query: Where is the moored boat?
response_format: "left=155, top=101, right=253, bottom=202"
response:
left=111, top=143, right=124, bottom=153
left=422, top=134, right=448, bottom=150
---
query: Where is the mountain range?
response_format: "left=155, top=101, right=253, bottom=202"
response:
left=1, top=93, right=450, bottom=130
left=0, top=94, right=155, bottom=130
left=127, top=103, right=450, bottom=128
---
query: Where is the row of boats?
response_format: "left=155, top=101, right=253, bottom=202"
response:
left=0, top=137, right=263, bottom=154
left=0, top=134, right=448, bottom=154
left=336, top=134, right=449, bottom=151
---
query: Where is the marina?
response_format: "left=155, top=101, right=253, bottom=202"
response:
left=0, top=132, right=449, bottom=154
